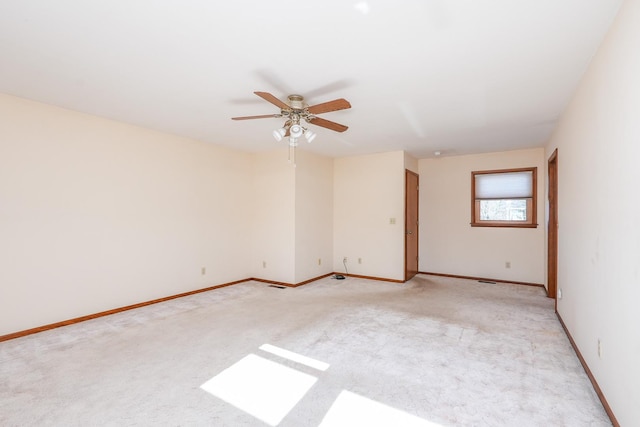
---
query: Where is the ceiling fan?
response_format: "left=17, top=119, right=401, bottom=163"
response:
left=232, top=92, right=351, bottom=146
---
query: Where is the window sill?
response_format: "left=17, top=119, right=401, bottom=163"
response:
left=471, top=223, right=539, bottom=228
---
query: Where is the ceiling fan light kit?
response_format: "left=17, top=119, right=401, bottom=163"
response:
left=272, top=127, right=286, bottom=142
left=289, top=124, right=303, bottom=138
left=304, top=129, right=316, bottom=143
left=232, top=91, right=351, bottom=164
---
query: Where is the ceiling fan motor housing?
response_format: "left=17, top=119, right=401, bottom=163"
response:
left=287, top=94, right=306, bottom=110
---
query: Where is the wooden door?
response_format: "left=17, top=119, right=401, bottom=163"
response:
left=547, top=149, right=558, bottom=300
left=405, top=170, right=419, bottom=281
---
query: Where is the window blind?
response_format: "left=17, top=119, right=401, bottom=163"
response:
left=475, top=171, right=533, bottom=199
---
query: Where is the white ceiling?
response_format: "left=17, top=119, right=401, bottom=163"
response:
left=0, top=1, right=622, bottom=159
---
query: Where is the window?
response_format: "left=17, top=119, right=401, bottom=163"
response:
left=471, top=167, right=537, bottom=228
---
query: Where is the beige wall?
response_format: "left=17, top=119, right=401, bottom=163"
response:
left=419, top=148, right=546, bottom=284
left=294, top=150, right=334, bottom=283
left=404, top=151, right=419, bottom=174
left=333, top=151, right=406, bottom=281
left=0, top=93, right=253, bottom=336
left=250, top=150, right=296, bottom=283
left=251, top=149, right=334, bottom=284
left=545, top=0, right=639, bottom=423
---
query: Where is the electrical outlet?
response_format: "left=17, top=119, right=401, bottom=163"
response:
left=389, top=218, right=396, bottom=225
left=358, top=258, right=362, bottom=264
left=262, top=261, right=267, bottom=268
left=201, top=267, right=206, bottom=275
left=505, top=261, right=511, bottom=269
left=343, top=257, right=348, bottom=263
left=318, top=258, right=322, bottom=266
left=558, top=288, right=563, bottom=299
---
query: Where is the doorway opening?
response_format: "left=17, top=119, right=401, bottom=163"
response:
left=547, top=149, right=558, bottom=301
left=405, top=170, right=419, bottom=281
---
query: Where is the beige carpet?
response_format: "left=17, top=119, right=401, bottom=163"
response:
left=0, top=274, right=611, bottom=426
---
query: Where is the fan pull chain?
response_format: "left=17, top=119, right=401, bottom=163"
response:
left=288, top=143, right=296, bottom=167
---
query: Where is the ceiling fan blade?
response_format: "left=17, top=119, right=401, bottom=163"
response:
left=254, top=91, right=290, bottom=110
left=304, top=79, right=354, bottom=99
left=307, top=98, right=351, bottom=115
left=307, top=116, right=349, bottom=132
left=231, top=114, right=281, bottom=120
left=254, top=69, right=293, bottom=95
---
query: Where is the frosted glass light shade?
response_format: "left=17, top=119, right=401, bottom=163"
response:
left=290, top=124, right=303, bottom=138
left=304, top=130, right=316, bottom=143
left=273, top=128, right=286, bottom=141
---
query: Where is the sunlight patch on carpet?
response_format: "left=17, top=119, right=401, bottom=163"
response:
left=200, top=353, right=317, bottom=426
left=259, top=343, right=330, bottom=371
left=319, top=390, right=442, bottom=427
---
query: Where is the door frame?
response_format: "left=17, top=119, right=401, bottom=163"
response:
left=405, top=170, right=419, bottom=281
left=547, top=149, right=558, bottom=301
